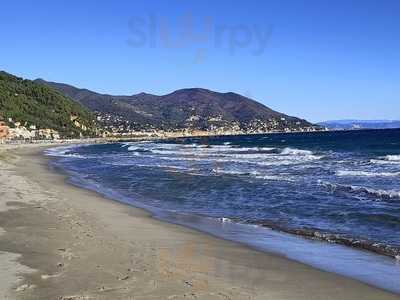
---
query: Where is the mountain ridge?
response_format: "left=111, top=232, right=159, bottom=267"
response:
left=36, top=79, right=319, bottom=133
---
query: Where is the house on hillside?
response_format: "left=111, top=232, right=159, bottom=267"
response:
left=38, top=128, right=60, bottom=140
left=0, top=121, right=10, bottom=143
left=8, top=126, right=34, bottom=140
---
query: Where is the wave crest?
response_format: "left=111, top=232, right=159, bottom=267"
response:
left=385, top=155, right=400, bottom=161
left=280, top=147, right=313, bottom=156
left=319, top=180, right=400, bottom=201
left=370, top=154, right=400, bottom=165
left=336, top=170, right=400, bottom=177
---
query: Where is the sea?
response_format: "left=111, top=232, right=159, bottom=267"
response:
left=46, top=129, right=400, bottom=294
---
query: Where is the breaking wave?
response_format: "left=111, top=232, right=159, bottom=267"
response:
left=45, top=145, right=87, bottom=159
left=211, top=169, right=293, bottom=181
left=127, top=143, right=322, bottom=165
left=370, top=155, right=400, bottom=165
left=319, top=180, right=400, bottom=201
left=251, top=220, right=400, bottom=259
left=385, top=155, right=400, bottom=161
left=336, top=170, right=400, bottom=177
left=280, top=147, right=314, bottom=156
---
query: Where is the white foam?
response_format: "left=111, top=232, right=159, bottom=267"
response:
left=127, top=146, right=140, bottom=151
left=44, top=145, right=86, bottom=158
left=318, top=180, right=400, bottom=200
left=281, top=147, right=314, bottom=156
left=354, top=187, right=400, bottom=200
left=211, top=169, right=260, bottom=176
left=370, top=159, right=400, bottom=165
left=255, top=175, right=294, bottom=182
left=220, top=217, right=232, bottom=223
left=336, top=170, right=400, bottom=177
left=211, top=169, right=293, bottom=181
left=370, top=155, right=400, bottom=165
left=385, top=155, right=400, bottom=161
left=150, top=147, right=277, bottom=159
left=150, top=145, right=322, bottom=162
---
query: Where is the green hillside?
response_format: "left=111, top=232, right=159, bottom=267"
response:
left=0, top=71, right=97, bottom=137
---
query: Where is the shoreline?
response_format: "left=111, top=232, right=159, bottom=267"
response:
left=51, top=142, right=400, bottom=293
left=3, top=126, right=400, bottom=146
left=0, top=144, right=399, bottom=299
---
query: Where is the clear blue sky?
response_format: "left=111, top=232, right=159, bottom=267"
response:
left=1, top=0, right=399, bottom=122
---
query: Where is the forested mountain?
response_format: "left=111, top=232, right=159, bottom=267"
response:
left=0, top=71, right=96, bottom=137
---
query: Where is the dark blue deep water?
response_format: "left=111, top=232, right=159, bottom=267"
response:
left=48, top=130, right=400, bottom=259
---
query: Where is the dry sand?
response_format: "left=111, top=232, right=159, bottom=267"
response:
left=0, top=144, right=399, bottom=300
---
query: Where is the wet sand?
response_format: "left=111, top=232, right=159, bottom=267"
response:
left=0, top=144, right=399, bottom=299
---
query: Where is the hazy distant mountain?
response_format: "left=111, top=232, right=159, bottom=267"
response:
left=36, top=79, right=318, bottom=132
left=319, top=120, right=400, bottom=130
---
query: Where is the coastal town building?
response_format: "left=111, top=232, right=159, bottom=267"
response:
left=8, top=126, right=33, bottom=140
left=0, top=121, right=10, bottom=143
left=0, top=118, right=61, bottom=142
left=93, top=110, right=322, bottom=138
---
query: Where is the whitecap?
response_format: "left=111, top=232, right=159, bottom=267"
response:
left=280, top=147, right=314, bottom=156
left=336, top=170, right=400, bottom=177
left=318, top=180, right=400, bottom=201
left=127, top=146, right=140, bottom=151
left=211, top=169, right=294, bottom=182
left=385, top=155, right=400, bottom=161
left=45, top=145, right=86, bottom=159
left=370, top=159, right=400, bottom=165
left=370, top=155, right=400, bottom=165
left=220, top=217, right=232, bottom=223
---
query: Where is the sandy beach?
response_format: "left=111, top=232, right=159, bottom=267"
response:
left=0, top=144, right=399, bottom=300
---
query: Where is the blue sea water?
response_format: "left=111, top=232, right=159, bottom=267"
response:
left=46, top=129, right=400, bottom=293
